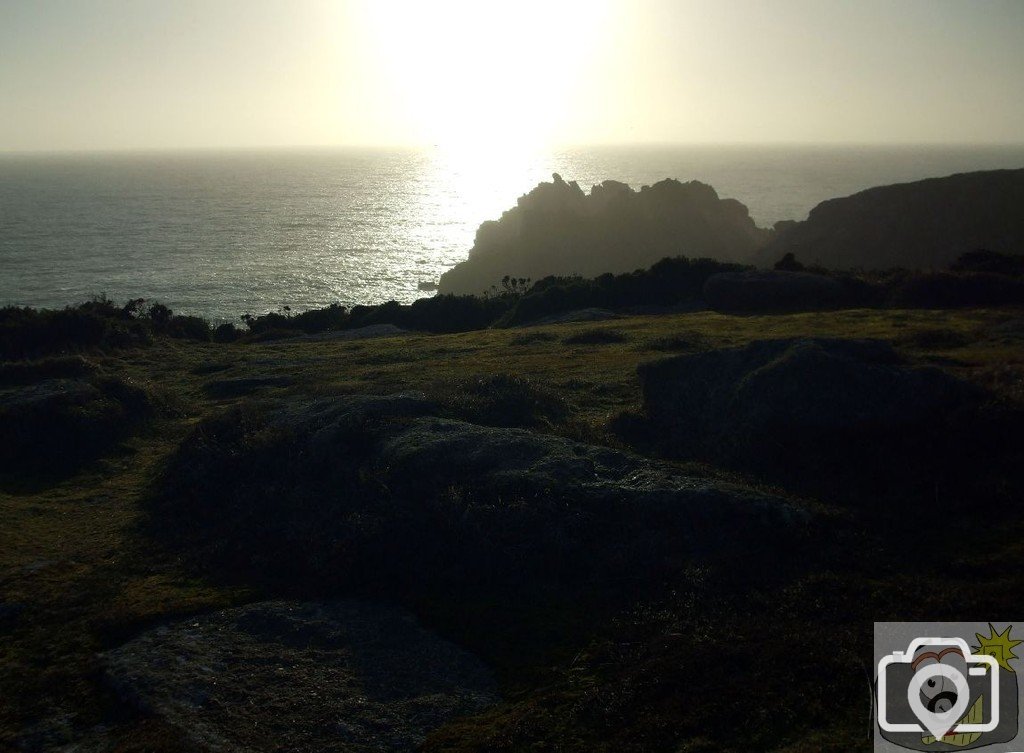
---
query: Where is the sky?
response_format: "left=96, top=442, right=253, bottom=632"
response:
left=1, top=0, right=1022, bottom=152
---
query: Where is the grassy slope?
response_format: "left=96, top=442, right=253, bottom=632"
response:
left=1, top=307, right=1022, bottom=751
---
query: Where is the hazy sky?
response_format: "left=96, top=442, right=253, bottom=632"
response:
left=1, top=0, right=1022, bottom=152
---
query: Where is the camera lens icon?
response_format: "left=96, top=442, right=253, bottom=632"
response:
left=878, top=638, right=1001, bottom=744
left=906, top=661, right=972, bottom=739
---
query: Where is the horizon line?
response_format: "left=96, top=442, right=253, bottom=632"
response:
left=3, top=140, right=1024, bottom=158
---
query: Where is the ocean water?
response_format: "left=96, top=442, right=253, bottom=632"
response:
left=1, top=144, right=1022, bottom=322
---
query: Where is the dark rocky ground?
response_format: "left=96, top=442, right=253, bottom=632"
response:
left=103, top=601, right=499, bottom=753
left=2, top=306, right=1022, bottom=752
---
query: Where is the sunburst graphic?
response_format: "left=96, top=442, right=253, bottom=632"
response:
left=973, top=623, right=1022, bottom=672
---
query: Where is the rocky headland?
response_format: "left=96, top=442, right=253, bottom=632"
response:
left=437, top=174, right=768, bottom=295
left=438, top=168, right=1024, bottom=297
left=760, top=168, right=1024, bottom=269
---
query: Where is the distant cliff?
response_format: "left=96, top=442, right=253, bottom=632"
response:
left=758, top=168, right=1024, bottom=270
left=437, top=175, right=769, bottom=295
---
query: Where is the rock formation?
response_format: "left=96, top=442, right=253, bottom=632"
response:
left=104, top=600, right=499, bottom=753
left=0, top=372, right=150, bottom=475
left=154, top=392, right=812, bottom=594
left=637, top=337, right=983, bottom=483
left=437, top=174, right=769, bottom=295
left=758, top=168, right=1024, bottom=270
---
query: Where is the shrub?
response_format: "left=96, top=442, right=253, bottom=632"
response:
left=835, top=273, right=888, bottom=307
left=502, top=256, right=747, bottom=326
left=346, top=296, right=511, bottom=334
left=290, top=303, right=349, bottom=333
left=773, top=252, right=806, bottom=271
left=146, top=303, right=173, bottom=330
left=240, top=310, right=295, bottom=335
left=891, top=272, right=1024, bottom=308
left=403, top=294, right=509, bottom=333
left=950, top=249, right=1024, bottom=276
left=0, top=300, right=151, bottom=359
left=434, top=373, right=569, bottom=428
left=166, top=315, right=211, bottom=341
left=212, top=322, right=243, bottom=343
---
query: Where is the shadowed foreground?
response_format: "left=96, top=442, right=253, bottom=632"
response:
left=1, top=305, right=1022, bottom=752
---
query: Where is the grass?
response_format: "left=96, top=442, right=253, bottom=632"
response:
left=562, top=328, right=630, bottom=345
left=1, top=306, right=1021, bottom=750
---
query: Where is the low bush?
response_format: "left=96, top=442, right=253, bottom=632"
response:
left=502, top=256, right=747, bottom=326
left=402, top=294, right=509, bottom=333
left=166, top=314, right=211, bottom=341
left=8, top=248, right=1024, bottom=356
left=212, top=322, right=243, bottom=343
left=0, top=299, right=151, bottom=359
left=950, top=249, right=1024, bottom=276
left=347, top=295, right=510, bottom=334
left=240, top=310, right=293, bottom=335
left=433, top=373, right=569, bottom=428
left=890, top=271, right=1024, bottom=308
left=238, top=295, right=509, bottom=336
left=290, top=303, right=349, bottom=333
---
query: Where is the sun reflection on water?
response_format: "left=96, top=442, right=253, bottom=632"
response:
left=403, top=142, right=557, bottom=284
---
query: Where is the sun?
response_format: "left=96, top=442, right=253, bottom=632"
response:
left=356, top=0, right=613, bottom=154
left=974, top=623, right=1022, bottom=672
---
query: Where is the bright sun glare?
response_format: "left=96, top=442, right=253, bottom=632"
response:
left=359, top=0, right=613, bottom=156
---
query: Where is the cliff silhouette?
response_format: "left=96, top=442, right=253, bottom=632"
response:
left=439, top=169, right=1024, bottom=296
left=437, top=174, right=769, bottom=295
left=760, top=168, right=1024, bottom=269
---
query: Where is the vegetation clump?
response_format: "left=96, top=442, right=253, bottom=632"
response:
left=0, top=369, right=151, bottom=477
left=433, top=373, right=570, bottom=428
left=4, top=250, right=1023, bottom=358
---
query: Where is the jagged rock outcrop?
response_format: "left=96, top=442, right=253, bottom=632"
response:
left=103, top=600, right=499, bottom=753
left=437, top=174, right=770, bottom=295
left=758, top=169, right=1024, bottom=270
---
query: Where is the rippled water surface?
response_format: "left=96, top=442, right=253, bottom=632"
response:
left=2, top=144, right=1022, bottom=321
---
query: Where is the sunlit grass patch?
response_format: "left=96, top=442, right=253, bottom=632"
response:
left=563, top=328, right=629, bottom=345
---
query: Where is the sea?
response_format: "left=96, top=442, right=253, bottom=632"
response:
left=1, top=144, right=1022, bottom=322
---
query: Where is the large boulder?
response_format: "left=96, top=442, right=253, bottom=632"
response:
left=437, top=175, right=770, bottom=295
left=637, top=338, right=984, bottom=488
left=758, top=168, right=1024, bottom=270
left=103, top=600, right=499, bottom=753
left=153, top=392, right=811, bottom=593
